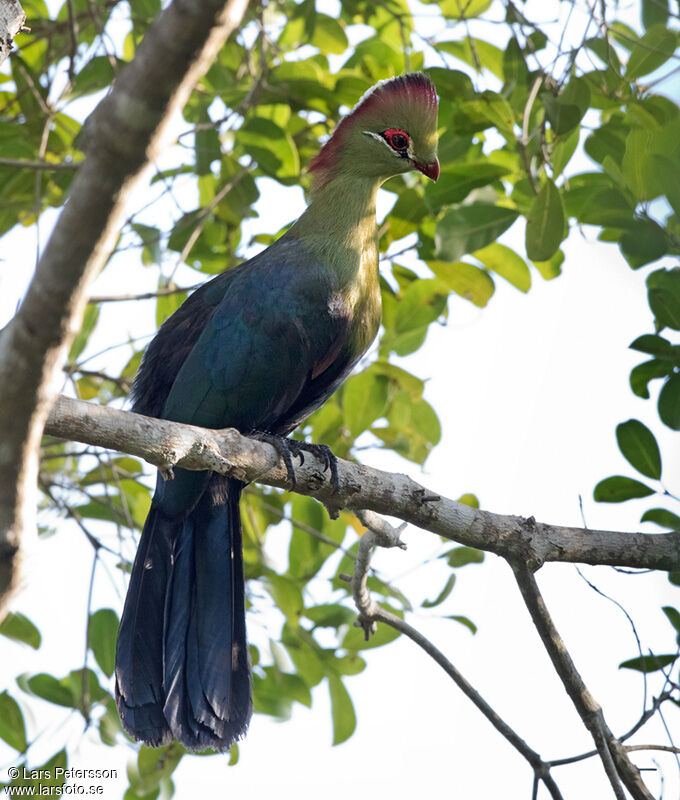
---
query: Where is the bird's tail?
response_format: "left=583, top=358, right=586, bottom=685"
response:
left=115, top=475, right=252, bottom=751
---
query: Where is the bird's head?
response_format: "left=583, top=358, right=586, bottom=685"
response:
left=308, top=73, right=439, bottom=193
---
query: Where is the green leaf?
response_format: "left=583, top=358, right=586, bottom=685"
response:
left=662, top=606, right=680, bottom=643
left=386, top=279, right=449, bottom=355
left=342, top=369, right=389, bottom=437
left=532, top=248, right=564, bottom=280
left=132, top=744, right=184, bottom=795
left=0, top=611, right=41, bottom=649
left=436, top=38, right=503, bottom=78
left=615, top=419, right=661, bottom=480
left=551, top=126, right=580, bottom=177
left=195, top=126, right=221, bottom=176
left=436, top=204, right=519, bottom=262
left=630, top=360, right=674, bottom=396
left=456, top=493, right=479, bottom=508
left=620, top=653, right=677, bottom=672
left=7, top=750, right=67, bottom=792
left=593, top=476, right=655, bottom=503
left=0, top=692, right=27, bottom=751
left=156, top=281, right=187, bottom=327
left=237, top=117, right=299, bottom=178
left=622, top=118, right=680, bottom=200
left=649, top=153, right=680, bottom=217
left=425, top=162, right=508, bottom=211
left=502, top=36, right=528, bottom=88
left=630, top=333, right=674, bottom=357
left=440, top=546, right=484, bottom=568
left=23, top=673, right=75, bottom=707
left=642, top=0, right=669, bottom=29
left=131, top=223, right=161, bottom=265
left=428, top=260, right=495, bottom=308
left=473, top=243, right=531, bottom=292
left=445, top=615, right=477, bottom=634
left=88, top=608, right=119, bottom=678
left=641, top=508, right=680, bottom=529
left=304, top=604, right=356, bottom=628
left=328, top=674, right=356, bottom=745
left=626, top=25, right=677, bottom=79
left=620, top=219, right=667, bottom=268
left=525, top=179, right=565, bottom=262
left=266, top=572, right=303, bottom=622
left=435, top=0, right=492, bottom=18
left=422, top=574, right=456, bottom=608
left=658, top=373, right=680, bottom=430
left=311, top=15, right=348, bottom=54
left=341, top=605, right=402, bottom=650
left=647, top=268, right=680, bottom=331
left=542, top=93, right=582, bottom=136
left=69, top=56, right=120, bottom=98
left=68, top=304, right=99, bottom=362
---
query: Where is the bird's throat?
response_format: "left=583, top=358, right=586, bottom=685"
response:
left=289, top=174, right=380, bottom=290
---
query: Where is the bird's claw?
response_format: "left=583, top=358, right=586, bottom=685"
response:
left=251, top=433, right=339, bottom=492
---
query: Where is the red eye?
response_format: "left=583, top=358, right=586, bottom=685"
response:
left=382, top=128, right=410, bottom=152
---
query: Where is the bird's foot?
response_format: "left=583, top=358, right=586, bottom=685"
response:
left=251, top=433, right=339, bottom=492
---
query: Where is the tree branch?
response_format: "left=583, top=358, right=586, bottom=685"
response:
left=511, top=560, right=655, bottom=799
left=0, top=0, right=26, bottom=67
left=347, top=510, right=565, bottom=800
left=41, top=396, right=680, bottom=573
left=0, top=0, right=250, bottom=613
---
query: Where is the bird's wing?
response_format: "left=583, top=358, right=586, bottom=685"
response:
left=160, top=240, right=349, bottom=434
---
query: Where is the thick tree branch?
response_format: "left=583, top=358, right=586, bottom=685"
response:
left=511, top=561, right=655, bottom=800
left=0, top=0, right=250, bottom=612
left=0, top=0, right=26, bottom=67
left=42, top=396, right=680, bottom=572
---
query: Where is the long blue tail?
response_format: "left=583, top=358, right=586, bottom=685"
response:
left=115, top=475, right=252, bottom=751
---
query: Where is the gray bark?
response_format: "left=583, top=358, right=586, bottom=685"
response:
left=0, top=0, right=250, bottom=613
left=0, top=0, right=25, bottom=67
left=43, top=395, right=680, bottom=572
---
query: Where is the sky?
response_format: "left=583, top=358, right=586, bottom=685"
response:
left=1, top=0, right=680, bottom=798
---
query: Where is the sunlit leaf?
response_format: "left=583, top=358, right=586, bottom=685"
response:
left=0, top=612, right=41, bottom=649
left=88, top=608, right=119, bottom=678
left=440, top=546, right=484, bottom=567
left=328, top=674, right=356, bottom=745
left=473, top=242, right=530, bottom=292
left=0, top=692, right=27, bottom=752
left=626, top=25, right=677, bottom=79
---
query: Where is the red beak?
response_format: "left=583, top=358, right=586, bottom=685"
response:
left=415, top=158, right=440, bottom=182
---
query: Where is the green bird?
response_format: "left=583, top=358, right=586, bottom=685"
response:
left=115, top=71, right=440, bottom=751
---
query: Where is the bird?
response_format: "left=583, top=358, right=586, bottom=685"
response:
left=114, top=71, right=440, bottom=752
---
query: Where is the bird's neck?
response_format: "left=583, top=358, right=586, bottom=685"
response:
left=287, top=174, right=381, bottom=287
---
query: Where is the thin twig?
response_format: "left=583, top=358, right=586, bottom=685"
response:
left=0, top=157, right=81, bottom=171
left=88, top=283, right=200, bottom=304
left=348, top=510, right=564, bottom=800
left=511, top=560, right=654, bottom=800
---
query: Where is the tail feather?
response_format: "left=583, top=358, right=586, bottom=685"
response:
left=115, top=507, right=173, bottom=747
left=115, top=476, right=252, bottom=751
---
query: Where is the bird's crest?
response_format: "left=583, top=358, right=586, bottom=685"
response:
left=308, top=73, right=438, bottom=188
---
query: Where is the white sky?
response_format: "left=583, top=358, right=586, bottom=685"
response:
left=2, top=0, right=680, bottom=798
